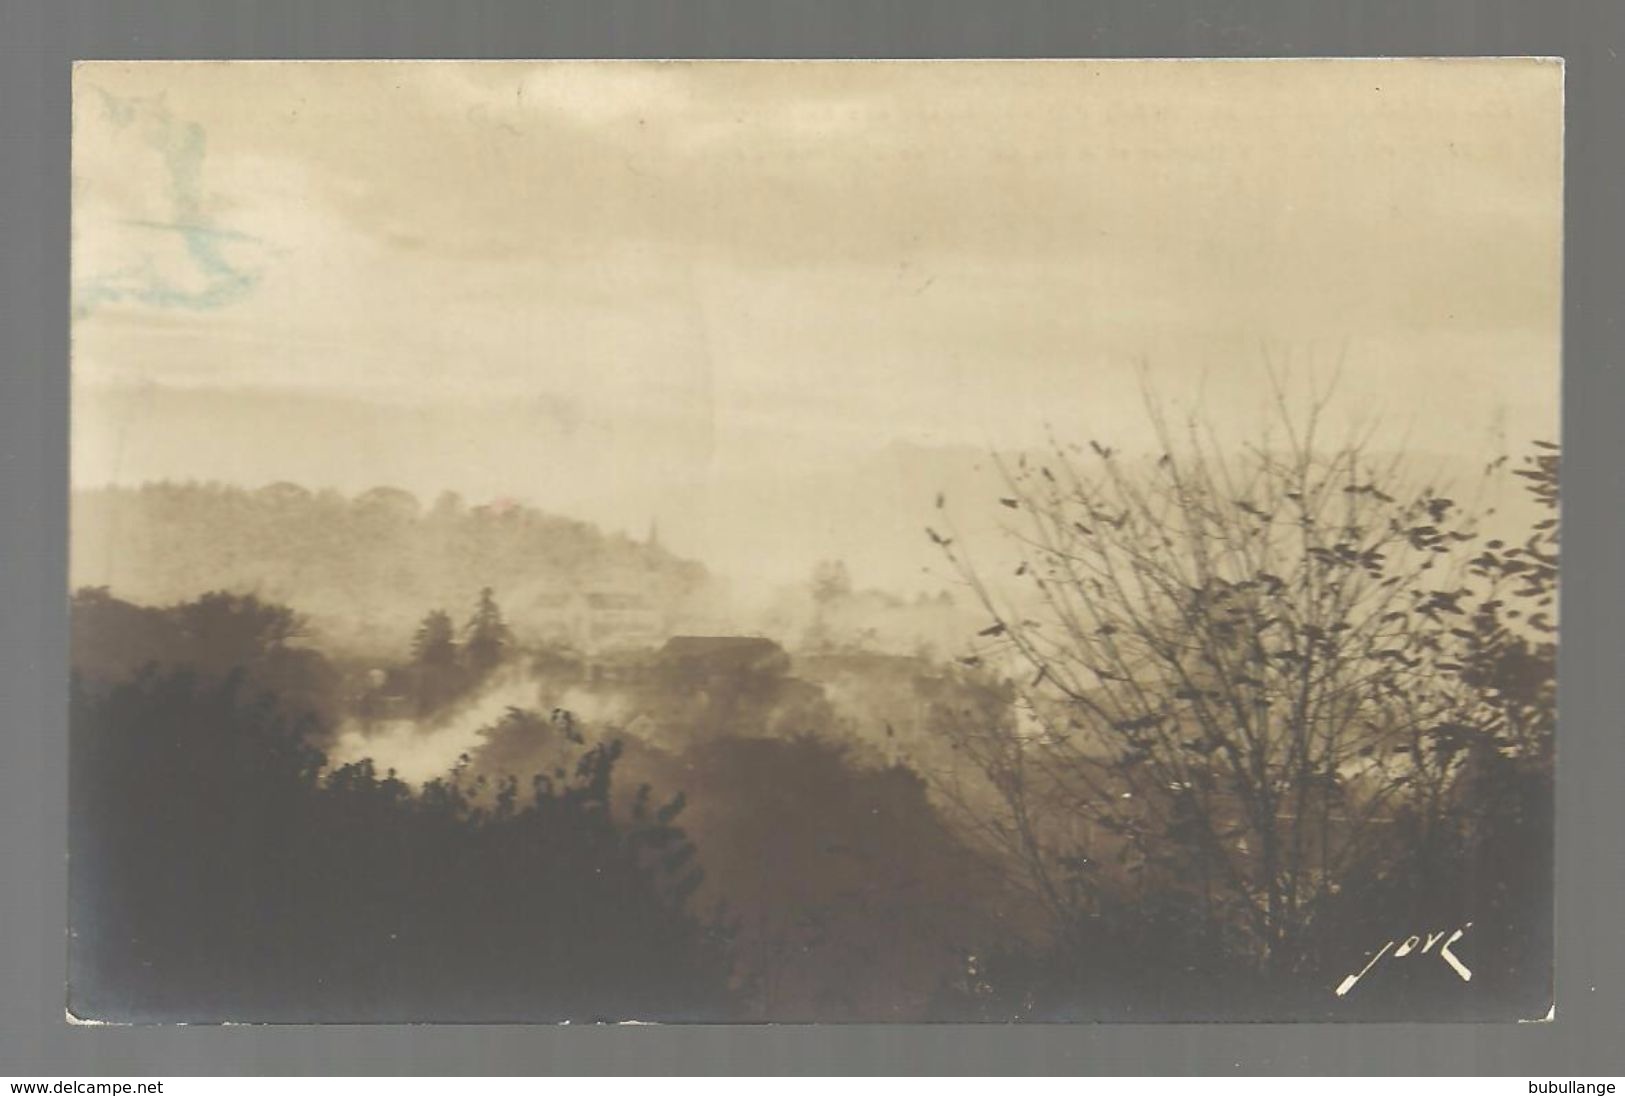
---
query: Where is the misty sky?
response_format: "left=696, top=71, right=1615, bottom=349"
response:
left=71, top=60, right=1562, bottom=590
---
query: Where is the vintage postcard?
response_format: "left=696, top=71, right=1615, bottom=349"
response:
left=69, top=59, right=1560, bottom=1023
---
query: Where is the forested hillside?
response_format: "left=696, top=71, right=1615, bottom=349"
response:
left=71, top=482, right=713, bottom=654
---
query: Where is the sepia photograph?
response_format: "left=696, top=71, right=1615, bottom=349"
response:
left=67, top=58, right=1561, bottom=1024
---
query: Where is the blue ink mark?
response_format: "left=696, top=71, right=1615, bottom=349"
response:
left=75, top=89, right=269, bottom=318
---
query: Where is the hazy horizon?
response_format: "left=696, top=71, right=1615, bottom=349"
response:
left=72, top=60, right=1562, bottom=593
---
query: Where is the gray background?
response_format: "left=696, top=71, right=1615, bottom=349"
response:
left=2, top=0, right=1621, bottom=1076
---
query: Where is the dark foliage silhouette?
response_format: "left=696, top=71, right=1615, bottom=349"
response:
left=69, top=596, right=733, bottom=1022
left=1307, top=443, right=1557, bottom=1018
left=645, top=733, right=1016, bottom=1021
left=927, top=387, right=1558, bottom=1019
left=455, top=676, right=1016, bottom=1020
left=71, top=587, right=343, bottom=726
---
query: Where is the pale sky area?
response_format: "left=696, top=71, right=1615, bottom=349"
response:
left=71, top=60, right=1562, bottom=592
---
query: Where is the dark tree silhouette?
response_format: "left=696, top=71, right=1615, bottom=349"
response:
left=1311, top=442, right=1558, bottom=1018
left=930, top=386, right=1553, bottom=1011
left=463, top=586, right=513, bottom=677
left=411, top=609, right=458, bottom=667
left=409, top=608, right=466, bottom=715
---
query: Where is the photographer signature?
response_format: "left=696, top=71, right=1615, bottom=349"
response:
left=1334, top=923, right=1473, bottom=997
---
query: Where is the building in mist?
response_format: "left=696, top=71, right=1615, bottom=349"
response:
left=526, top=587, right=665, bottom=651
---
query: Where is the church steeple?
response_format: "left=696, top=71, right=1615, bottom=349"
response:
left=646, top=518, right=661, bottom=550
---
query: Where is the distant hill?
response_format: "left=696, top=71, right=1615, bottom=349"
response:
left=71, top=481, right=715, bottom=655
